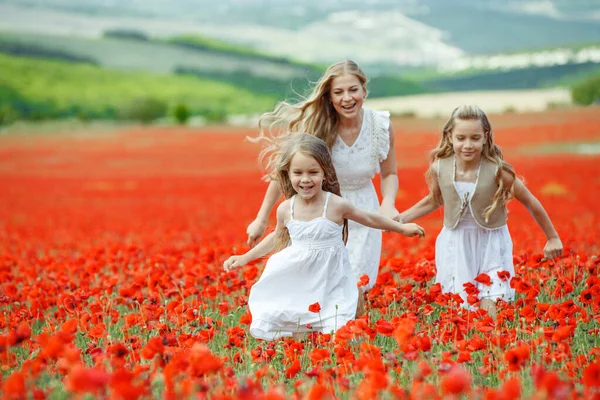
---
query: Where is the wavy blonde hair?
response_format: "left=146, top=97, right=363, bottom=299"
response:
left=426, top=104, right=515, bottom=222
left=250, top=60, right=368, bottom=167
left=270, top=133, right=348, bottom=251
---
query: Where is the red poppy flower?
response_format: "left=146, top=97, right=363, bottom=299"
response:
left=308, top=302, right=321, bottom=313
left=497, top=270, right=511, bottom=281
left=504, top=344, right=530, bottom=371
left=475, top=273, right=492, bottom=286
left=285, top=359, right=301, bottom=379
left=357, top=274, right=370, bottom=288
left=441, top=365, right=471, bottom=395
left=582, top=360, right=600, bottom=388
left=375, top=319, right=394, bottom=336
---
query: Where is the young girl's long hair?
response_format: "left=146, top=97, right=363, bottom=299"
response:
left=251, top=60, right=368, bottom=154
left=271, top=133, right=349, bottom=251
left=426, top=104, right=516, bottom=222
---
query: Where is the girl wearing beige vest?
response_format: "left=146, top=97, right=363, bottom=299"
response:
left=401, top=105, right=563, bottom=319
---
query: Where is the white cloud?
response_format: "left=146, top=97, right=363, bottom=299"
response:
left=507, top=1, right=563, bottom=19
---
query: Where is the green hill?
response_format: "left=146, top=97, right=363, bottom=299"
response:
left=0, top=32, right=308, bottom=80
left=420, top=62, right=600, bottom=92
left=0, top=31, right=426, bottom=100
left=0, top=53, right=276, bottom=123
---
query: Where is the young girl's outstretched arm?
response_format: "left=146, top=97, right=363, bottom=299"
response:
left=333, top=196, right=425, bottom=237
left=506, top=171, right=563, bottom=259
left=246, top=180, right=282, bottom=247
left=400, top=162, right=442, bottom=223
left=225, top=200, right=288, bottom=271
left=400, top=195, right=441, bottom=223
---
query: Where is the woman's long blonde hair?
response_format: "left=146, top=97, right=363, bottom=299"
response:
left=270, top=133, right=348, bottom=251
left=251, top=60, right=368, bottom=155
left=426, top=105, right=516, bottom=222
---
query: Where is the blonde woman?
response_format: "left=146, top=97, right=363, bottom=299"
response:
left=225, top=134, right=423, bottom=340
left=400, top=105, right=563, bottom=318
left=246, top=60, right=401, bottom=307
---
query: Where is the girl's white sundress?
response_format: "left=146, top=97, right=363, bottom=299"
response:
left=435, top=173, right=516, bottom=304
left=331, top=108, right=391, bottom=291
left=248, top=192, right=359, bottom=340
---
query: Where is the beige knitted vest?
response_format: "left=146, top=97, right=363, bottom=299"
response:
left=438, top=156, right=507, bottom=229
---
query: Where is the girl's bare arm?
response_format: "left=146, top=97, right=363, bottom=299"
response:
left=508, top=172, right=563, bottom=259
left=400, top=162, right=442, bottom=223
left=338, top=197, right=425, bottom=237
left=226, top=202, right=288, bottom=270
left=246, top=180, right=282, bottom=247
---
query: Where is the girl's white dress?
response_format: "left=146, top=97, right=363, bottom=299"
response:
left=331, top=108, right=391, bottom=291
left=249, top=193, right=358, bottom=340
left=435, top=181, right=515, bottom=303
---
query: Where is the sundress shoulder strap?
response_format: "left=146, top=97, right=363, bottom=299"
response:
left=290, top=195, right=296, bottom=220
left=322, top=192, right=331, bottom=218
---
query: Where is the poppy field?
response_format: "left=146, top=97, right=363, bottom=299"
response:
left=1, top=108, right=600, bottom=399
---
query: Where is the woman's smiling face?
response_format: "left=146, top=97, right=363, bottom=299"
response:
left=329, top=74, right=365, bottom=121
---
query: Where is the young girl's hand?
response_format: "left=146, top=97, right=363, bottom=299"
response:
left=379, top=203, right=403, bottom=223
left=543, top=237, right=563, bottom=259
left=223, top=255, right=248, bottom=271
left=400, top=223, right=426, bottom=238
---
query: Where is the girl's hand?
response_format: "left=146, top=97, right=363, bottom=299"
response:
left=223, top=255, right=248, bottom=271
left=543, top=237, right=563, bottom=259
left=246, top=218, right=267, bottom=247
left=400, top=223, right=425, bottom=238
left=379, top=203, right=403, bottom=223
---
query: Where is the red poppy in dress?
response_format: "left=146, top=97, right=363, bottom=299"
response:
left=357, top=274, right=370, bottom=288
left=475, top=273, right=492, bottom=286
left=308, top=302, right=321, bottom=313
left=497, top=270, right=511, bottom=281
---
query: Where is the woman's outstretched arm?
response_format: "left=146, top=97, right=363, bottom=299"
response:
left=246, top=180, right=282, bottom=247
left=379, top=123, right=401, bottom=222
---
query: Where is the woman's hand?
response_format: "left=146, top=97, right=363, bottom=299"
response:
left=543, top=237, right=563, bottom=260
left=246, top=218, right=267, bottom=247
left=223, top=255, right=248, bottom=271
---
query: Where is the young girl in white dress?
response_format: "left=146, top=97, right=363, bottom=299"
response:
left=224, top=133, right=424, bottom=340
left=245, top=61, right=399, bottom=314
left=400, top=105, right=563, bottom=319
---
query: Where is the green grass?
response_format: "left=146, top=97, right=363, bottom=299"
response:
left=0, top=53, right=276, bottom=121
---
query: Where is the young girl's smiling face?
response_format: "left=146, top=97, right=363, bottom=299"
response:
left=329, top=74, right=365, bottom=121
left=288, top=151, right=325, bottom=200
left=449, top=119, right=487, bottom=163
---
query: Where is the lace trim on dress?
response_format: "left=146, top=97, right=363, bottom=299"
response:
left=375, top=110, right=391, bottom=164
left=370, top=110, right=379, bottom=173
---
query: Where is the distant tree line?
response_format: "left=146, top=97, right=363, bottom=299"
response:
left=0, top=42, right=98, bottom=64
left=103, top=29, right=150, bottom=41
left=422, top=62, right=600, bottom=92
left=571, top=73, right=600, bottom=105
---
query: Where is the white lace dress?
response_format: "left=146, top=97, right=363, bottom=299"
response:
left=331, top=108, right=391, bottom=291
left=435, top=181, right=516, bottom=304
left=248, top=193, right=358, bottom=340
